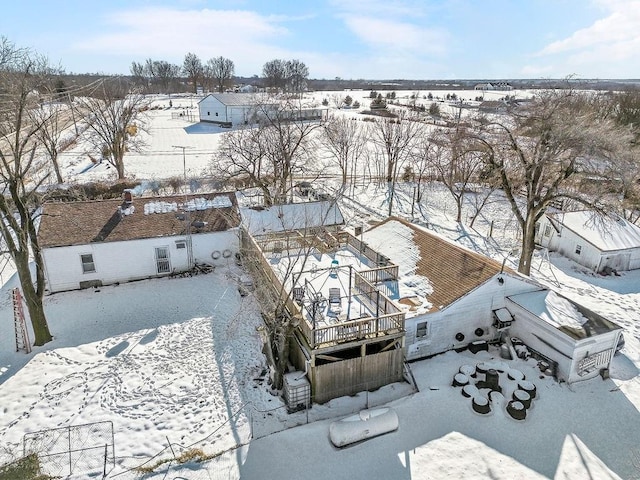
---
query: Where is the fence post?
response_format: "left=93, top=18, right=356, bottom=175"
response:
left=68, top=425, right=72, bottom=476
left=103, top=444, right=108, bottom=479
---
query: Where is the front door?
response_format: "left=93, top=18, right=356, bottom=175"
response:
left=155, top=246, right=171, bottom=274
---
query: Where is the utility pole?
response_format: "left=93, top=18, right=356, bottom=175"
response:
left=173, top=145, right=194, bottom=269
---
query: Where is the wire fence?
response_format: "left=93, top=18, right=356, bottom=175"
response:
left=22, top=420, right=115, bottom=478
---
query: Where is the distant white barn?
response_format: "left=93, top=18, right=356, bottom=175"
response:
left=198, top=93, right=328, bottom=127
left=198, top=93, right=258, bottom=126
left=535, top=211, right=640, bottom=273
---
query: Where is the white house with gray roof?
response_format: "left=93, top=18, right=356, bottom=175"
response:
left=535, top=210, right=640, bottom=273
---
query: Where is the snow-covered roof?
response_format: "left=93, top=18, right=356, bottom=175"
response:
left=240, top=201, right=344, bottom=235
left=38, top=192, right=239, bottom=247
left=363, top=218, right=506, bottom=312
left=507, top=289, right=621, bottom=340
left=548, top=210, right=640, bottom=252
left=199, top=93, right=258, bottom=107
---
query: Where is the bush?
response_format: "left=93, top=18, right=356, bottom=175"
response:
left=0, top=453, right=50, bottom=480
left=167, top=176, right=183, bottom=194
left=359, top=110, right=398, bottom=119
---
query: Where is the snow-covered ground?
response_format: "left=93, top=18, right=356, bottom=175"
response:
left=1, top=95, right=639, bottom=479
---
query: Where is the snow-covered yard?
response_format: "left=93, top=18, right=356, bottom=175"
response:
left=1, top=94, right=640, bottom=479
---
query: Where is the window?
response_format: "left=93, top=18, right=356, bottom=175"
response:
left=544, top=225, right=552, bottom=237
left=81, top=254, right=95, bottom=273
left=155, top=247, right=171, bottom=274
left=207, top=111, right=210, bottom=116
left=215, top=112, right=219, bottom=116
left=175, top=240, right=186, bottom=250
left=416, top=321, right=428, bottom=338
left=575, top=244, right=582, bottom=255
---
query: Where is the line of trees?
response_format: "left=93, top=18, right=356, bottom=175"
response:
left=3, top=33, right=640, bottom=354
left=131, top=53, right=310, bottom=95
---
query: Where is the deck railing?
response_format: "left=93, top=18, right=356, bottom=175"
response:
left=245, top=228, right=405, bottom=351
left=304, top=311, right=405, bottom=348
left=357, top=264, right=399, bottom=284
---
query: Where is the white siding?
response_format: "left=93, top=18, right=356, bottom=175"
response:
left=198, top=96, right=229, bottom=123
left=404, top=273, right=539, bottom=361
left=537, top=215, right=640, bottom=272
left=570, top=333, right=620, bottom=383
left=553, top=228, right=601, bottom=271
left=43, top=230, right=237, bottom=293
left=192, top=229, right=239, bottom=266
left=507, top=299, right=620, bottom=383
left=198, top=96, right=252, bottom=125
left=227, top=106, right=251, bottom=125
left=507, top=300, right=575, bottom=382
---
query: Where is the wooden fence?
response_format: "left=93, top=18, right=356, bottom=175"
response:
left=311, top=349, right=404, bottom=404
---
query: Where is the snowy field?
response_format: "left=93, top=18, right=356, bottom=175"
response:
left=1, top=94, right=639, bottom=479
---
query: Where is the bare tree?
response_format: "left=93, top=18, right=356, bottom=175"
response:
left=241, top=203, right=342, bottom=390
left=409, top=130, right=438, bottom=202
left=32, top=102, right=67, bottom=184
left=371, top=113, right=420, bottom=215
left=321, top=115, right=368, bottom=186
left=262, top=59, right=287, bottom=92
left=213, top=125, right=274, bottom=205
left=212, top=96, right=323, bottom=205
left=476, top=88, right=623, bottom=275
left=0, top=38, right=56, bottom=345
left=152, top=60, right=180, bottom=93
left=130, top=61, right=147, bottom=90
left=428, top=127, right=490, bottom=223
left=182, top=52, right=203, bottom=93
left=75, top=79, right=149, bottom=180
left=255, top=96, right=322, bottom=202
left=206, top=56, right=235, bottom=93
left=285, top=59, right=308, bottom=94
left=602, top=88, right=640, bottom=220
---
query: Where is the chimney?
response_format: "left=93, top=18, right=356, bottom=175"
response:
left=123, top=189, right=133, bottom=204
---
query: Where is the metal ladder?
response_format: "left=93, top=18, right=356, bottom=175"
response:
left=12, top=288, right=31, bottom=353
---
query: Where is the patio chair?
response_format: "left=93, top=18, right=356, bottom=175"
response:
left=293, top=286, right=305, bottom=305
left=328, top=287, right=342, bottom=315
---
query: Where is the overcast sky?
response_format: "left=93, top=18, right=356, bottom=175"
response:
left=4, top=0, right=640, bottom=79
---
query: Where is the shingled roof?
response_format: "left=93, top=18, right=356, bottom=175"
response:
left=365, top=217, right=509, bottom=312
left=38, top=192, right=240, bottom=248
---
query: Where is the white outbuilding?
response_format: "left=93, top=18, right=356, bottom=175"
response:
left=198, top=93, right=258, bottom=126
left=535, top=210, right=640, bottom=273
left=506, top=289, right=622, bottom=383
left=198, top=93, right=328, bottom=127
